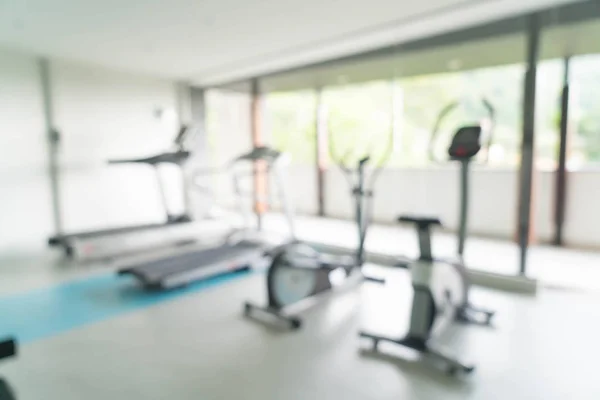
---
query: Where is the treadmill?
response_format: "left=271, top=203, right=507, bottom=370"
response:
left=48, top=126, right=214, bottom=260
left=118, top=146, right=295, bottom=290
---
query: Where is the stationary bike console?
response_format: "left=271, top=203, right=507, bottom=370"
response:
left=448, top=126, right=482, bottom=160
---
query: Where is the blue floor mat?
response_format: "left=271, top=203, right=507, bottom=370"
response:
left=0, top=269, right=253, bottom=344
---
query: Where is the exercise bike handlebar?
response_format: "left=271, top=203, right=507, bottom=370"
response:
left=358, top=156, right=371, bottom=167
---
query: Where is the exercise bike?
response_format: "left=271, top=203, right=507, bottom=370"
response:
left=243, top=140, right=391, bottom=329
left=360, top=122, right=496, bottom=376
left=0, top=338, right=17, bottom=400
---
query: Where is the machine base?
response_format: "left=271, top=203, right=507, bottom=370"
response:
left=456, top=303, right=495, bottom=326
left=243, top=302, right=302, bottom=330
left=359, top=331, right=475, bottom=376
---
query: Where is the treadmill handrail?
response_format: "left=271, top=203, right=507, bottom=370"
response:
left=108, top=150, right=191, bottom=166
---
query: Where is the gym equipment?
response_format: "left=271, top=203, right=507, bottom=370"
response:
left=243, top=158, right=384, bottom=329
left=429, top=97, right=495, bottom=260
left=428, top=97, right=498, bottom=314
left=360, top=107, right=496, bottom=376
left=243, top=116, right=393, bottom=329
left=0, top=338, right=16, bottom=400
left=118, top=146, right=295, bottom=291
left=47, top=126, right=212, bottom=261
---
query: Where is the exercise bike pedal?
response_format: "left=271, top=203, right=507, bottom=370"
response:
left=289, top=318, right=302, bottom=330
left=446, top=364, right=475, bottom=377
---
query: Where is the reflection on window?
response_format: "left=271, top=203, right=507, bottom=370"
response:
left=264, top=91, right=316, bottom=165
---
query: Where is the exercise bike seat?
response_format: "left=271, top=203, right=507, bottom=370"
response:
left=398, top=215, right=442, bottom=228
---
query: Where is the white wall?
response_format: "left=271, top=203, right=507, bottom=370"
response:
left=325, top=166, right=518, bottom=238
left=0, top=47, right=193, bottom=250
left=0, top=48, right=54, bottom=250
left=282, top=165, right=318, bottom=215
left=563, top=170, right=600, bottom=248
left=51, top=61, right=181, bottom=232
left=321, top=165, right=600, bottom=249
left=535, top=170, right=555, bottom=243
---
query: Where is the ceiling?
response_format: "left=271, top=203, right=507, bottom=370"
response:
left=0, top=0, right=582, bottom=86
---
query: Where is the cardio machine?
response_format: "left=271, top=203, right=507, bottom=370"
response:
left=118, top=146, right=295, bottom=290
left=360, top=103, right=496, bottom=375
left=243, top=135, right=391, bottom=329
left=0, top=338, right=16, bottom=400
left=48, top=126, right=201, bottom=260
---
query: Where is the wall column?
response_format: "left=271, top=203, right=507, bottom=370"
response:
left=250, top=79, right=266, bottom=230
left=315, top=86, right=328, bottom=217
left=553, top=57, right=571, bottom=246
left=517, top=14, right=541, bottom=275
left=39, top=58, right=63, bottom=236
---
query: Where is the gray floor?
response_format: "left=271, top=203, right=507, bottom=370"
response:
left=3, top=268, right=600, bottom=400
left=265, top=214, right=600, bottom=292
left=2, top=217, right=600, bottom=399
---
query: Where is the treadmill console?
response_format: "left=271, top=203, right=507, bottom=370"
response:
left=448, top=126, right=482, bottom=160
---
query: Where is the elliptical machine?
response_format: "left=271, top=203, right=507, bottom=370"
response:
left=360, top=100, right=496, bottom=376
left=244, top=136, right=391, bottom=329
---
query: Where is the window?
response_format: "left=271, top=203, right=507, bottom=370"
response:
left=569, top=55, right=600, bottom=168
left=535, top=59, right=564, bottom=170
left=539, top=16, right=600, bottom=169
left=264, top=90, right=316, bottom=165
left=394, top=64, right=524, bottom=167
left=323, top=81, right=393, bottom=167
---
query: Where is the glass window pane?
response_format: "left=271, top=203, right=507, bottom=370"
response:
left=393, top=64, right=524, bottom=167
left=264, top=90, right=317, bottom=165
left=535, top=59, right=563, bottom=171
left=323, top=81, right=393, bottom=167
left=569, top=55, right=600, bottom=168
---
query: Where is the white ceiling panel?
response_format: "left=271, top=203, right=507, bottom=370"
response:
left=0, top=0, right=582, bottom=85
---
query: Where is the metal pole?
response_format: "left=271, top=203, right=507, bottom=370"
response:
left=154, top=168, right=172, bottom=221
left=188, top=87, right=207, bottom=219
left=272, top=160, right=297, bottom=240
left=553, top=57, right=570, bottom=246
left=315, top=86, right=328, bottom=217
left=390, top=77, right=402, bottom=154
left=457, top=159, right=469, bottom=258
left=517, top=14, right=541, bottom=275
left=356, top=161, right=367, bottom=266
left=250, top=79, right=265, bottom=231
left=39, top=58, right=63, bottom=236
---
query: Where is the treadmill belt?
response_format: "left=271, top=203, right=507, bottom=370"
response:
left=49, top=220, right=186, bottom=244
left=122, top=242, right=261, bottom=282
